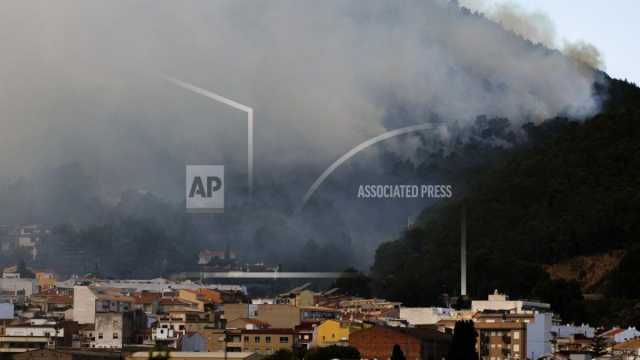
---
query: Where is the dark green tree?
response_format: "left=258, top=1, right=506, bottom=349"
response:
left=590, top=336, right=608, bottom=357
left=391, top=344, right=406, bottom=360
left=447, top=320, right=479, bottom=360
left=265, top=349, right=297, bottom=360
left=304, top=345, right=361, bottom=360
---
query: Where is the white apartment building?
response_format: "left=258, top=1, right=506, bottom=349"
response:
left=72, top=286, right=133, bottom=324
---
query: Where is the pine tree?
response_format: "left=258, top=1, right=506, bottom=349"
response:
left=447, top=320, right=479, bottom=360
left=391, top=344, right=406, bottom=360
left=590, top=336, right=608, bottom=357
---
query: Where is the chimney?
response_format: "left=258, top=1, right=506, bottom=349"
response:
left=460, top=201, right=467, bottom=297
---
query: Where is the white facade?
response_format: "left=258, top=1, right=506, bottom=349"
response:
left=527, top=313, right=553, bottom=360
left=0, top=278, right=38, bottom=297
left=5, top=325, right=64, bottom=338
left=552, top=324, right=595, bottom=338
left=614, top=327, right=640, bottom=343
left=399, top=307, right=455, bottom=326
left=73, top=286, right=133, bottom=325
left=73, top=286, right=97, bottom=324
left=472, top=291, right=551, bottom=314
left=80, top=312, right=126, bottom=349
left=0, top=303, right=13, bottom=319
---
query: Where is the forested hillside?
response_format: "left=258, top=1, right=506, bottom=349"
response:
left=372, top=77, right=640, bottom=326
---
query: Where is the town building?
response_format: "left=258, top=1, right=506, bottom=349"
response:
left=312, top=319, right=361, bottom=347
left=349, top=326, right=451, bottom=360
left=399, top=307, right=456, bottom=326
left=240, top=328, right=295, bottom=354
left=72, top=286, right=134, bottom=325
left=78, top=310, right=146, bottom=349
left=126, top=351, right=262, bottom=360
left=223, top=304, right=302, bottom=329
left=613, top=338, right=640, bottom=360
left=600, top=327, right=640, bottom=343
left=471, top=290, right=550, bottom=314
left=339, top=298, right=401, bottom=321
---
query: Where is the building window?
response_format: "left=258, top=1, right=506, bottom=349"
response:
left=266, top=336, right=271, bottom=343
left=513, top=331, right=520, bottom=339
left=113, top=332, right=119, bottom=340
left=244, top=336, right=249, bottom=343
left=98, top=333, right=103, bottom=339
left=255, top=336, right=260, bottom=343
left=280, top=337, right=289, bottom=343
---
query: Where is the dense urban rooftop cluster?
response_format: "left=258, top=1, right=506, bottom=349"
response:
left=1, top=262, right=639, bottom=360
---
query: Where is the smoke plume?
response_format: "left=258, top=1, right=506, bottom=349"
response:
left=459, top=0, right=605, bottom=69
left=0, top=0, right=605, bottom=269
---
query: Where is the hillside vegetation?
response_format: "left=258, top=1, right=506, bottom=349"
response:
left=372, top=77, right=640, bottom=326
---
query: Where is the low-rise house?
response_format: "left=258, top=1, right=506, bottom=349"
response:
left=131, top=291, right=162, bottom=315
left=552, top=324, right=595, bottom=339
left=72, top=286, right=134, bottom=325
left=35, top=272, right=56, bottom=290
left=312, top=319, right=363, bottom=348
left=349, top=326, right=451, bottom=360
left=178, top=290, right=206, bottom=312
left=30, top=292, right=73, bottom=316
left=126, top=351, right=262, bottom=360
left=276, top=283, right=315, bottom=307
left=338, top=298, right=401, bottom=321
left=227, top=318, right=271, bottom=330
left=200, top=327, right=243, bottom=352
left=225, top=304, right=301, bottom=329
left=600, top=327, right=640, bottom=343
left=0, top=319, right=73, bottom=353
left=78, top=310, right=146, bottom=349
left=159, top=297, right=201, bottom=313
left=295, top=322, right=318, bottom=350
left=0, top=278, right=38, bottom=300
left=553, top=334, right=593, bottom=354
left=240, top=328, right=295, bottom=355
left=613, top=338, right=640, bottom=360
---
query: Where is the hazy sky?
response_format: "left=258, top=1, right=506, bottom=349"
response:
left=491, top=0, right=639, bottom=84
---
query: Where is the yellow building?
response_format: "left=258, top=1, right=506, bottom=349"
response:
left=312, top=319, right=358, bottom=347
left=178, top=289, right=205, bottom=312
left=35, top=272, right=56, bottom=290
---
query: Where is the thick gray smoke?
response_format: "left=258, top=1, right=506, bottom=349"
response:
left=0, top=0, right=600, bottom=193
left=0, top=1, right=604, bottom=270
left=459, top=0, right=605, bottom=69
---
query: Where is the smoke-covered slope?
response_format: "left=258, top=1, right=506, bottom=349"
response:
left=0, top=1, right=610, bottom=278
left=372, top=77, right=640, bottom=326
